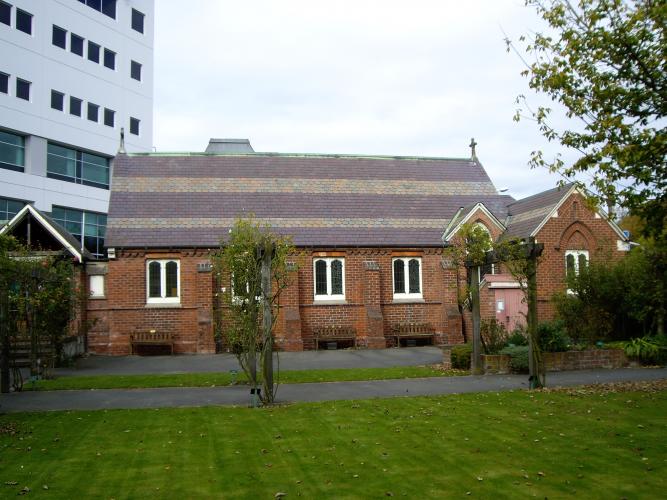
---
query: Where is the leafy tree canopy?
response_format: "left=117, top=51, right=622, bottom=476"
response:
left=509, top=0, right=666, bottom=237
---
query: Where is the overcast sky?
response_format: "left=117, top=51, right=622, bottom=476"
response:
left=153, top=0, right=579, bottom=200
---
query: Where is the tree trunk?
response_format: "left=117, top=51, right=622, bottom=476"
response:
left=527, top=240, right=544, bottom=388
left=261, top=240, right=273, bottom=402
left=470, top=266, right=482, bottom=374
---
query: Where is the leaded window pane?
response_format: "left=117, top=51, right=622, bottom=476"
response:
left=566, top=254, right=575, bottom=277
left=315, top=260, right=327, bottom=295
left=165, top=261, right=178, bottom=298
left=331, top=259, right=343, bottom=295
left=148, top=261, right=161, bottom=298
left=408, top=259, right=420, bottom=293
left=578, top=253, right=587, bottom=272
left=393, top=259, right=405, bottom=294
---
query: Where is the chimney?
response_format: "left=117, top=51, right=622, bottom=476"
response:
left=205, top=138, right=254, bottom=153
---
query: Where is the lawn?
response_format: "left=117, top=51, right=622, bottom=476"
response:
left=26, top=365, right=463, bottom=391
left=1, top=385, right=665, bottom=498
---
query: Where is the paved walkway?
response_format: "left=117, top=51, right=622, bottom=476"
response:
left=1, top=367, right=665, bottom=413
left=52, top=347, right=445, bottom=377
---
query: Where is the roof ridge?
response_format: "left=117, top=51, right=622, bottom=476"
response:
left=123, top=151, right=474, bottom=162
left=507, top=182, right=575, bottom=207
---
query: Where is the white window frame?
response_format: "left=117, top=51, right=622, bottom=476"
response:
left=89, top=274, right=105, bottom=298
left=146, top=259, right=180, bottom=304
left=392, top=257, right=423, bottom=300
left=565, top=250, right=589, bottom=276
left=313, top=257, right=345, bottom=301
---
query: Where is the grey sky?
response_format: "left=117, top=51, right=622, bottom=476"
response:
left=153, top=0, right=578, bottom=200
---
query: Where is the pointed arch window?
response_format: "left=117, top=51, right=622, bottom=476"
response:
left=147, top=259, right=180, bottom=304
left=313, top=258, right=345, bottom=300
left=393, top=257, right=422, bottom=299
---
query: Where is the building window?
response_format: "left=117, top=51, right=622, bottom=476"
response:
left=79, top=0, right=116, bottom=20
left=0, top=197, right=25, bottom=224
left=15, top=8, right=31, bottom=35
left=0, top=130, right=25, bottom=172
left=69, top=96, right=82, bottom=116
left=46, top=143, right=110, bottom=189
left=147, top=260, right=180, bottom=304
left=103, top=108, right=115, bottom=127
left=393, top=257, right=422, bottom=299
left=103, top=48, right=115, bottom=70
left=565, top=250, right=589, bottom=278
left=89, top=275, right=105, bottom=298
left=0, top=72, right=8, bottom=94
left=70, top=33, right=84, bottom=56
left=0, top=1, right=10, bottom=26
left=129, top=117, right=140, bottom=136
left=131, top=8, right=144, bottom=33
left=51, top=90, right=64, bottom=111
left=130, top=60, right=142, bottom=81
left=87, top=41, right=100, bottom=63
left=16, top=78, right=30, bottom=101
left=52, top=25, right=67, bottom=49
left=87, top=102, right=99, bottom=122
left=52, top=206, right=107, bottom=258
left=313, top=257, right=345, bottom=300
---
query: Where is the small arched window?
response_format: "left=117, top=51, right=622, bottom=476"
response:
left=146, top=259, right=180, bottom=304
left=392, top=257, right=422, bottom=299
left=313, top=258, right=345, bottom=300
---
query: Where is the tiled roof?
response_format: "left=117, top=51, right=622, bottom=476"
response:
left=106, top=152, right=514, bottom=248
left=503, top=183, right=574, bottom=239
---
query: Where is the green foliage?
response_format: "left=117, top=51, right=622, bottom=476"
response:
left=554, top=242, right=666, bottom=340
left=509, top=0, right=666, bottom=230
left=212, top=216, right=294, bottom=404
left=0, top=234, right=79, bottom=368
left=623, top=335, right=667, bottom=366
left=506, top=325, right=529, bottom=347
left=499, top=345, right=530, bottom=373
left=537, top=320, right=570, bottom=352
left=451, top=343, right=472, bottom=370
left=480, top=319, right=508, bottom=354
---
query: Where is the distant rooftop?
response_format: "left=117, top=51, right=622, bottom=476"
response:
left=205, top=138, right=254, bottom=154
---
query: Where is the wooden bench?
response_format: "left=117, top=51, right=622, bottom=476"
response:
left=313, top=326, right=356, bottom=351
left=391, top=322, right=435, bottom=347
left=130, top=330, right=174, bottom=355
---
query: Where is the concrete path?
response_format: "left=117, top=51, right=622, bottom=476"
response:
left=53, top=347, right=445, bottom=377
left=1, top=367, right=665, bottom=413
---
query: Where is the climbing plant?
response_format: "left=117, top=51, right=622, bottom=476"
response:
left=212, top=217, right=294, bottom=405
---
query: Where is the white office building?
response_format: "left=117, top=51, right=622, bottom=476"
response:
left=0, top=0, right=153, bottom=256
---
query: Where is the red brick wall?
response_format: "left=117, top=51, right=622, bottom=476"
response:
left=87, top=249, right=216, bottom=355
left=89, top=246, right=461, bottom=354
left=533, top=193, right=627, bottom=321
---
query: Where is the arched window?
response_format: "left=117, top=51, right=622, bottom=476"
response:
left=392, top=257, right=422, bottom=299
left=313, top=258, right=345, bottom=300
left=146, top=259, right=180, bottom=304
left=565, top=250, right=588, bottom=278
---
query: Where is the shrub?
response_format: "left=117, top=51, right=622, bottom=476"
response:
left=623, top=335, right=667, bottom=365
left=499, top=345, right=529, bottom=373
left=480, top=319, right=508, bottom=354
left=505, top=325, right=528, bottom=347
left=451, top=343, right=473, bottom=370
left=537, top=320, right=570, bottom=352
left=554, top=243, right=666, bottom=342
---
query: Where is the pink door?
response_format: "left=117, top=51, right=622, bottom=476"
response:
left=494, top=288, right=526, bottom=333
